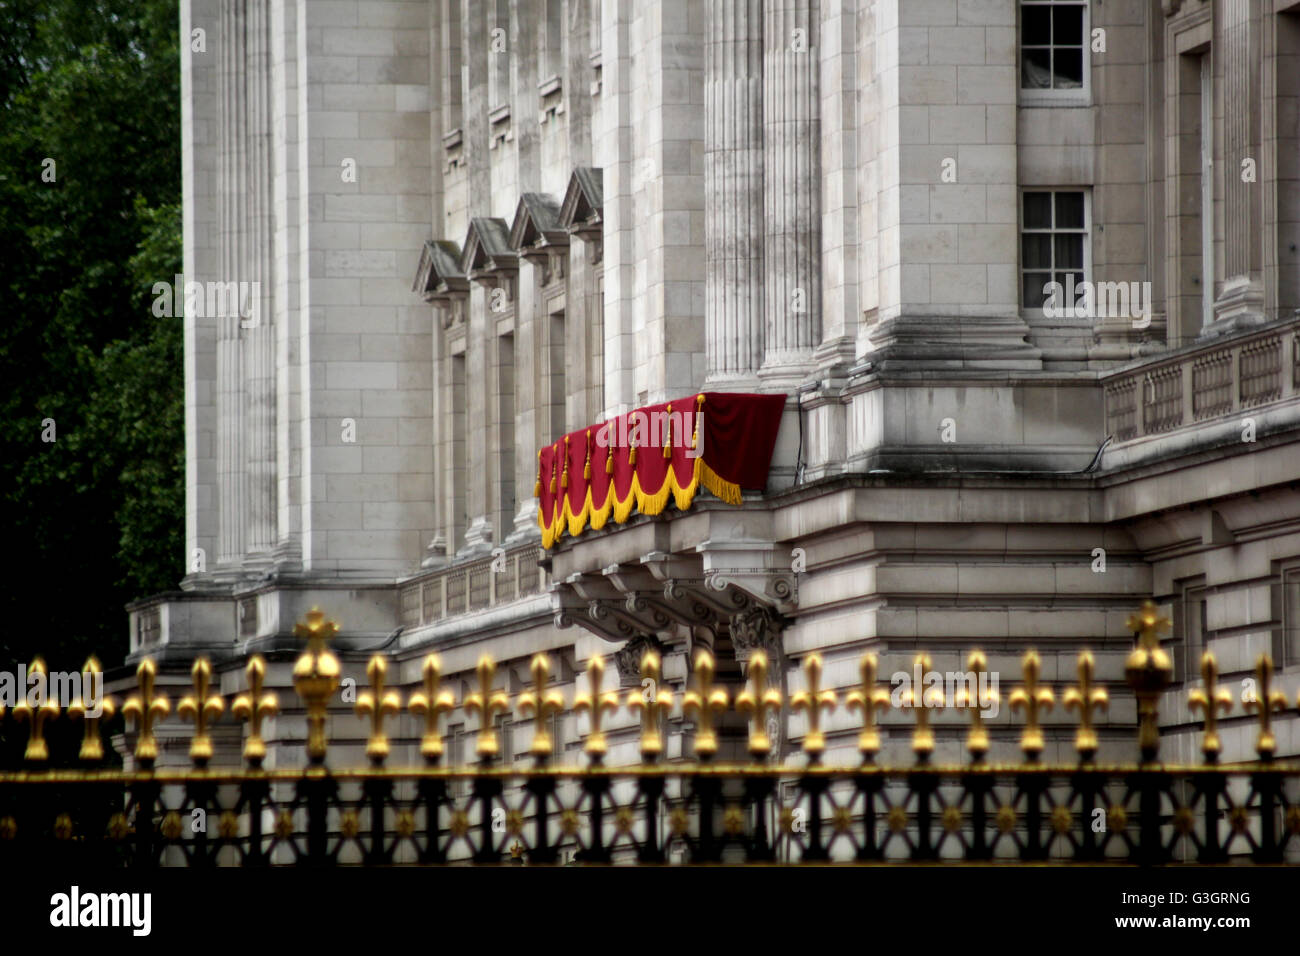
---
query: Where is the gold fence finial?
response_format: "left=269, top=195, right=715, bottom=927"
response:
left=1063, top=650, right=1107, bottom=762
left=1009, top=650, right=1054, bottom=761
left=574, top=655, right=619, bottom=761
left=232, top=655, right=277, bottom=768
left=464, top=653, right=509, bottom=759
left=791, top=653, right=836, bottom=761
left=355, top=655, right=401, bottom=765
left=408, top=654, right=454, bottom=764
left=178, top=657, right=225, bottom=768
left=735, top=649, right=782, bottom=759
left=1124, top=599, right=1172, bottom=762
left=956, top=650, right=995, bottom=761
left=68, top=656, right=115, bottom=763
left=682, top=649, right=728, bottom=760
left=13, top=657, right=60, bottom=762
left=122, top=658, right=170, bottom=768
left=901, top=653, right=943, bottom=760
left=627, top=650, right=673, bottom=760
left=293, top=608, right=341, bottom=766
left=846, top=652, right=890, bottom=762
left=1244, top=653, right=1287, bottom=760
left=518, top=653, right=565, bottom=761
left=1188, top=651, right=1231, bottom=762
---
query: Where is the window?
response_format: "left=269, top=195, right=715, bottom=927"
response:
left=548, top=308, right=567, bottom=441
left=1020, top=1, right=1089, bottom=102
left=1282, top=567, right=1300, bottom=668
left=1178, top=585, right=1207, bottom=683
left=497, top=332, right=516, bottom=534
left=1020, top=190, right=1088, bottom=311
left=542, top=0, right=563, bottom=82
left=450, top=351, right=468, bottom=550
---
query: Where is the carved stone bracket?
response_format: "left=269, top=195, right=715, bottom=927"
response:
left=614, top=635, right=666, bottom=688
left=729, top=605, right=784, bottom=667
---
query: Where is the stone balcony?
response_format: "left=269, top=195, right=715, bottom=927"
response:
left=398, top=544, right=546, bottom=629
left=1100, top=315, right=1300, bottom=471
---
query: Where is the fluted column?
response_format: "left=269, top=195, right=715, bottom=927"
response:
left=216, top=0, right=247, bottom=569
left=243, top=0, right=276, bottom=568
left=760, top=0, right=820, bottom=387
left=705, top=0, right=764, bottom=384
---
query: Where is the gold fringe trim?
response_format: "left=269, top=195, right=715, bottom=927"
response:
left=538, top=454, right=744, bottom=549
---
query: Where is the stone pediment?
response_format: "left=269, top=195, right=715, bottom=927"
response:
left=508, top=193, right=568, bottom=258
left=558, top=167, right=603, bottom=239
left=460, top=217, right=519, bottom=281
left=412, top=239, right=468, bottom=302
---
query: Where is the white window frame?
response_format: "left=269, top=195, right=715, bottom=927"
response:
left=1018, top=187, right=1092, bottom=320
left=1019, top=0, right=1092, bottom=108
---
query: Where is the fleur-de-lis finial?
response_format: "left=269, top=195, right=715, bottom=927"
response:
left=1009, top=650, right=1054, bottom=760
left=231, top=655, right=277, bottom=768
left=355, top=655, right=402, bottom=765
left=1124, top=600, right=1173, bottom=762
left=1063, top=651, right=1108, bottom=762
left=13, top=658, right=60, bottom=762
left=292, top=608, right=341, bottom=765
left=574, top=655, right=620, bottom=761
left=68, top=656, right=116, bottom=763
left=682, top=649, right=729, bottom=760
left=177, top=657, right=225, bottom=767
left=1244, top=653, right=1288, bottom=760
left=464, top=654, right=509, bottom=760
left=1127, top=599, right=1171, bottom=652
left=1188, top=651, right=1231, bottom=762
left=955, top=651, right=996, bottom=761
left=122, top=658, right=171, bottom=768
left=518, top=653, right=565, bottom=761
left=791, top=653, right=837, bottom=761
left=627, top=650, right=674, bottom=761
left=901, top=653, right=944, bottom=759
left=735, top=650, right=782, bottom=759
left=408, top=654, right=455, bottom=764
left=845, top=652, right=891, bottom=761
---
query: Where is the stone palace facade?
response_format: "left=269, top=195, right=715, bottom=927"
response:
left=122, top=0, right=1300, bottom=773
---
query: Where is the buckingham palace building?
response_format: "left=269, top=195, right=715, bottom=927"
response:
left=120, top=0, right=1300, bottom=778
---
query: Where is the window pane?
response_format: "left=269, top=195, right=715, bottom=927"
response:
left=1022, top=234, right=1052, bottom=270
left=1052, top=5, right=1084, bottom=46
left=1054, top=49, right=1083, bottom=88
left=1022, top=48, right=1053, bottom=89
left=1022, top=6, right=1051, bottom=46
left=1023, top=272, right=1052, bottom=309
left=1023, top=192, right=1052, bottom=229
left=1055, top=192, right=1084, bottom=228
left=1054, top=234, right=1084, bottom=270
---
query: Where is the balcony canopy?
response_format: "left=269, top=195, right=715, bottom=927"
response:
left=536, top=392, right=785, bottom=548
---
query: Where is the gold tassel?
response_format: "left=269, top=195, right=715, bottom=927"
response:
left=534, top=450, right=542, bottom=497
left=549, top=443, right=559, bottom=493
left=692, top=393, right=704, bottom=449
left=629, top=443, right=637, bottom=467
left=561, top=436, right=570, bottom=490
left=583, top=429, right=592, bottom=480
left=605, top=424, right=614, bottom=475
left=663, top=403, right=673, bottom=459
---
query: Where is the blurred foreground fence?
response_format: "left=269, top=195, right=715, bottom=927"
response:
left=2, top=603, right=1300, bottom=866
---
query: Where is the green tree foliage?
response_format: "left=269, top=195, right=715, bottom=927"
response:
left=0, top=0, right=181, bottom=684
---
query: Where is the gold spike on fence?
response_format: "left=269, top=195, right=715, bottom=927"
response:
left=7, top=600, right=1300, bottom=772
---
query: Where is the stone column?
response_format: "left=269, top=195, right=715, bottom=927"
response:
left=243, top=0, right=276, bottom=571
left=760, top=0, right=821, bottom=388
left=216, top=0, right=248, bottom=572
left=1210, top=0, right=1265, bottom=332
left=705, top=0, right=764, bottom=385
